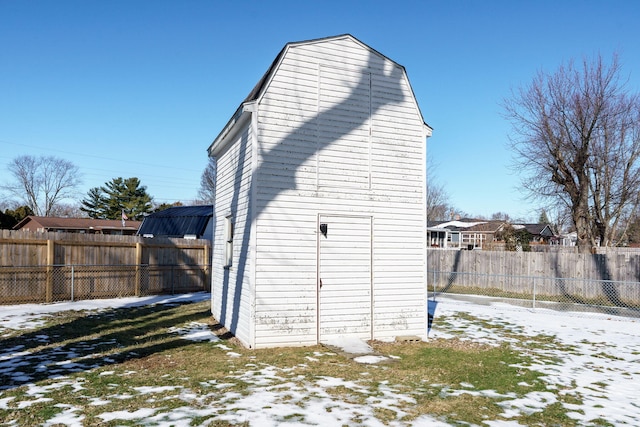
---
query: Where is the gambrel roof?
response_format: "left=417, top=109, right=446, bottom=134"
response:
left=208, top=34, right=431, bottom=157
left=244, top=34, right=406, bottom=103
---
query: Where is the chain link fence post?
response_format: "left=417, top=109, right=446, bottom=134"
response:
left=71, top=265, right=75, bottom=302
left=532, top=275, right=536, bottom=310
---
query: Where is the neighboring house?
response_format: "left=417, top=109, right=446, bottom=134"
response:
left=428, top=219, right=557, bottom=249
left=137, top=205, right=214, bottom=240
left=13, top=216, right=141, bottom=235
left=208, top=34, right=432, bottom=348
left=516, top=223, right=555, bottom=244
left=428, top=219, right=506, bottom=250
left=553, top=231, right=577, bottom=246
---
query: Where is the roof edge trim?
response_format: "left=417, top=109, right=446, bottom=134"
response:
left=207, top=102, right=255, bottom=157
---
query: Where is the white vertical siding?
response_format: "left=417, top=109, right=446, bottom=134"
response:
left=317, top=65, right=371, bottom=189
left=211, top=120, right=254, bottom=348
left=249, top=36, right=427, bottom=348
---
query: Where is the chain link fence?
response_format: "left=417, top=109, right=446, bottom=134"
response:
left=428, top=270, right=640, bottom=318
left=0, top=264, right=210, bottom=305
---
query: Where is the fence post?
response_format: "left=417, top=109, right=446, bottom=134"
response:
left=45, top=239, right=54, bottom=303
left=203, top=244, right=210, bottom=291
left=432, top=270, right=437, bottom=301
left=71, top=265, right=75, bottom=302
left=532, top=275, right=536, bottom=310
left=135, top=242, right=143, bottom=296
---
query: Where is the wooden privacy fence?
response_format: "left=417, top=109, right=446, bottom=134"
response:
left=427, top=249, right=640, bottom=311
left=0, top=230, right=211, bottom=304
left=427, top=249, right=640, bottom=282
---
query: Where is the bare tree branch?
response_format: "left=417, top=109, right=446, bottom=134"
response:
left=426, top=157, right=452, bottom=221
left=504, top=53, right=640, bottom=251
left=2, top=155, right=81, bottom=216
left=197, top=157, right=216, bottom=204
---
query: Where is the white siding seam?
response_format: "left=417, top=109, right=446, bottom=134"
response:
left=369, top=215, right=374, bottom=341
left=368, top=71, right=372, bottom=189
left=249, top=103, right=259, bottom=349
left=315, top=62, right=320, bottom=192
left=315, top=213, right=321, bottom=344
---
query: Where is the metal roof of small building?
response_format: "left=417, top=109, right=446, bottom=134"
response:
left=137, top=205, right=213, bottom=238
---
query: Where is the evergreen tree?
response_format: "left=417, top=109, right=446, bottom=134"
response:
left=499, top=224, right=532, bottom=252
left=538, top=209, right=551, bottom=224
left=0, top=205, right=34, bottom=229
left=80, top=177, right=153, bottom=220
left=154, top=201, right=183, bottom=212
left=625, top=214, right=640, bottom=246
left=80, top=187, right=106, bottom=219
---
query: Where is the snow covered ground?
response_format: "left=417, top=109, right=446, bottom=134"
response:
left=1, top=293, right=639, bottom=426
left=431, top=297, right=640, bottom=425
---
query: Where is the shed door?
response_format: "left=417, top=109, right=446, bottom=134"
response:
left=318, top=215, right=372, bottom=342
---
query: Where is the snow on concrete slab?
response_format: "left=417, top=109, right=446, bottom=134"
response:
left=322, top=336, right=374, bottom=354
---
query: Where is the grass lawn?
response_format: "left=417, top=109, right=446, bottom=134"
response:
left=0, top=297, right=585, bottom=426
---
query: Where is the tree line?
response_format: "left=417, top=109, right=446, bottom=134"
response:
left=0, top=155, right=216, bottom=229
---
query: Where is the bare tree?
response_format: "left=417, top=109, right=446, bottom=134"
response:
left=427, top=181, right=451, bottom=221
left=426, top=157, right=452, bottom=221
left=504, top=54, right=640, bottom=251
left=49, top=202, right=85, bottom=218
left=2, top=155, right=81, bottom=216
left=197, top=157, right=216, bottom=204
left=490, top=212, right=511, bottom=221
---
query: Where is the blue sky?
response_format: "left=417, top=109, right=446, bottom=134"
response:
left=1, top=1, right=639, bottom=220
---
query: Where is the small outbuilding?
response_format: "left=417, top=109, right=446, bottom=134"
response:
left=137, top=205, right=213, bottom=240
left=208, top=34, right=432, bottom=348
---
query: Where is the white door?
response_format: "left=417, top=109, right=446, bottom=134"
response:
left=318, top=215, right=372, bottom=342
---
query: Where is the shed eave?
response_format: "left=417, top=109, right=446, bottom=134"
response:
left=424, top=122, right=433, bottom=138
left=207, top=102, right=254, bottom=158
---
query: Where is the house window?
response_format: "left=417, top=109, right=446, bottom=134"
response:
left=224, top=216, right=233, bottom=268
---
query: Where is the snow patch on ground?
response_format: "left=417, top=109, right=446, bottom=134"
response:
left=168, top=322, right=220, bottom=342
left=1, top=292, right=640, bottom=426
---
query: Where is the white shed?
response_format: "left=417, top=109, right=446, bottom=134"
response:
left=208, top=34, right=432, bottom=348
